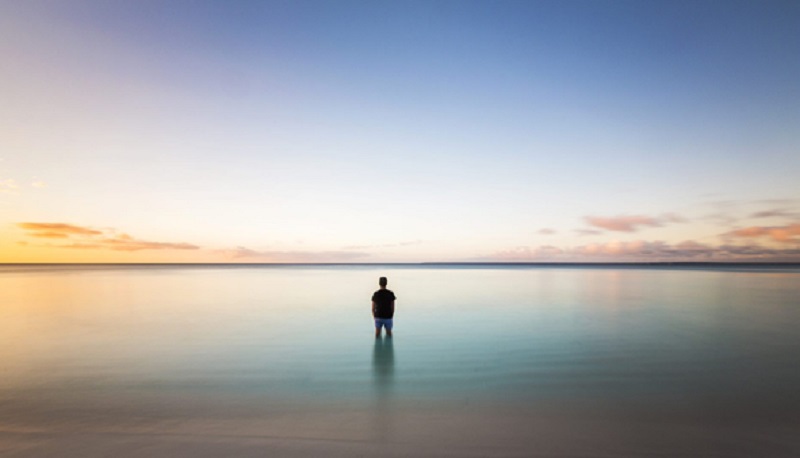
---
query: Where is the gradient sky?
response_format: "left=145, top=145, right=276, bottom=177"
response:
left=2, top=0, right=799, bottom=262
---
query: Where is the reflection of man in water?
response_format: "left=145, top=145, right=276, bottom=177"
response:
left=372, top=276, right=396, bottom=338
left=371, top=332, right=395, bottom=439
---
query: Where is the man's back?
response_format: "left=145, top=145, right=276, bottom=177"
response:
left=372, top=288, right=396, bottom=319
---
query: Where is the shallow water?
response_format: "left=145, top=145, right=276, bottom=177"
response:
left=1, top=265, right=799, bottom=456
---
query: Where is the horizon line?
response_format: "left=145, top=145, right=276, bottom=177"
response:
left=2, top=261, right=800, bottom=266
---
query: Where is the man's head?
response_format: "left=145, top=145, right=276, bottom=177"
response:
left=379, top=277, right=388, bottom=288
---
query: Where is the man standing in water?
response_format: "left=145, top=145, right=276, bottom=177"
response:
left=372, top=277, right=396, bottom=338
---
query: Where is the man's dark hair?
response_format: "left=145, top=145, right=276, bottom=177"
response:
left=379, top=277, right=388, bottom=287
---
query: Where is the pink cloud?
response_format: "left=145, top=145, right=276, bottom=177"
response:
left=537, top=228, right=556, bottom=235
left=725, top=224, right=800, bottom=244
left=488, top=239, right=800, bottom=262
left=571, top=240, right=714, bottom=258
left=585, top=215, right=659, bottom=232
left=584, top=213, right=686, bottom=232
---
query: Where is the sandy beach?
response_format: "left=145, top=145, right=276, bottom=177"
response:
left=3, top=393, right=799, bottom=457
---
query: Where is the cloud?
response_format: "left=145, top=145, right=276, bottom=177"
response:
left=585, top=215, right=661, bottom=232
left=488, top=239, right=800, bottom=262
left=61, top=243, right=104, bottom=250
left=17, top=222, right=199, bottom=251
left=575, top=229, right=603, bottom=236
left=714, top=244, right=800, bottom=258
left=699, top=199, right=800, bottom=226
left=750, top=209, right=799, bottom=219
left=755, top=198, right=800, bottom=206
left=537, top=228, right=556, bottom=235
left=724, top=223, right=800, bottom=244
left=1, top=178, right=47, bottom=194
left=573, top=240, right=703, bottom=258
left=492, top=245, right=564, bottom=260
left=217, top=246, right=369, bottom=262
left=18, top=222, right=103, bottom=236
left=661, top=213, right=687, bottom=223
left=584, top=213, right=685, bottom=232
left=342, top=240, right=423, bottom=250
left=1, top=179, right=19, bottom=194
left=604, top=240, right=800, bottom=260
left=100, top=235, right=199, bottom=251
left=29, top=232, right=71, bottom=238
left=573, top=239, right=800, bottom=260
left=216, top=246, right=263, bottom=259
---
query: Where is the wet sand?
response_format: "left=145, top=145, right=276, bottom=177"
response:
left=2, top=385, right=799, bottom=457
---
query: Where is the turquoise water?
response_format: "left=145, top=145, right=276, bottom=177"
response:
left=1, top=265, right=799, bottom=456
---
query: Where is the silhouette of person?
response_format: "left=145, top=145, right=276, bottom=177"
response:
left=372, top=276, right=396, bottom=338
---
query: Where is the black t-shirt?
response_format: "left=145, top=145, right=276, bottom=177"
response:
left=372, top=289, right=396, bottom=319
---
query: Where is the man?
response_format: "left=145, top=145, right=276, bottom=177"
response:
left=372, top=276, right=396, bottom=338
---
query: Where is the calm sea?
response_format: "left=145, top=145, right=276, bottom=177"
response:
left=1, top=264, right=799, bottom=457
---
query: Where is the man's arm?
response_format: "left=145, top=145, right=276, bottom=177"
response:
left=390, top=300, right=395, bottom=316
left=372, top=301, right=377, bottom=317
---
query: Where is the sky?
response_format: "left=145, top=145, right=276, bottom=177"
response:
left=1, top=0, right=799, bottom=263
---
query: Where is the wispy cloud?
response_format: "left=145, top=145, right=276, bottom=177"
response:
left=0, top=178, right=47, bottom=194
left=342, top=240, right=423, bottom=250
left=1, top=179, right=19, bottom=194
left=217, top=246, right=263, bottom=259
left=750, top=209, right=799, bottom=219
left=492, top=245, right=564, bottom=260
left=585, top=215, right=660, bottom=232
left=575, top=229, right=603, bottom=236
left=755, top=198, right=800, bottom=206
left=573, top=239, right=800, bottom=260
left=489, top=239, right=800, bottom=262
left=28, top=232, right=71, bottom=238
left=584, top=213, right=685, bottom=232
left=98, top=234, right=198, bottom=251
left=572, top=240, right=703, bottom=258
left=699, top=199, right=799, bottom=226
left=17, top=222, right=199, bottom=251
left=18, top=222, right=103, bottom=237
left=537, top=228, right=556, bottom=235
left=724, top=223, right=800, bottom=244
left=217, top=246, right=369, bottom=262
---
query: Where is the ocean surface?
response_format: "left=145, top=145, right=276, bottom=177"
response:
left=1, top=264, right=799, bottom=457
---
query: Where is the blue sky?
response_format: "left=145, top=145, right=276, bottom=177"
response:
left=1, top=0, right=799, bottom=262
